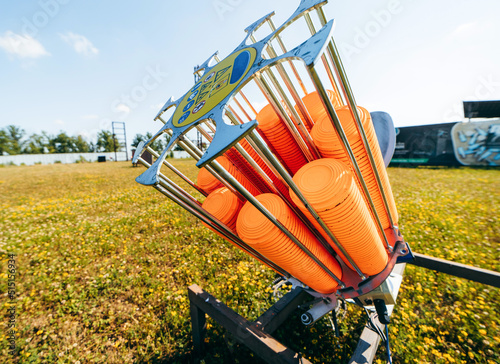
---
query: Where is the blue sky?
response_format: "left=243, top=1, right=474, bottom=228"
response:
left=1, top=0, right=499, bottom=150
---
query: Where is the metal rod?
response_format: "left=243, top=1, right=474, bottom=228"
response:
left=248, top=131, right=365, bottom=280
left=155, top=181, right=288, bottom=277
left=304, top=13, right=343, bottom=102
left=195, top=124, right=213, bottom=142
left=209, top=159, right=345, bottom=287
left=137, top=156, right=289, bottom=277
left=253, top=75, right=316, bottom=162
left=225, top=108, right=339, bottom=257
left=314, top=6, right=395, bottom=235
left=145, top=145, right=208, bottom=197
left=226, top=107, right=290, bottom=189
left=140, top=153, right=205, bottom=210
left=195, top=122, right=266, bottom=195
left=227, top=105, right=247, bottom=124
left=250, top=35, right=317, bottom=161
left=233, top=96, right=252, bottom=121
left=233, top=140, right=339, bottom=258
left=307, top=65, right=392, bottom=251
left=158, top=171, right=203, bottom=208
left=233, top=143, right=274, bottom=188
left=203, top=120, right=217, bottom=134
left=410, top=253, right=500, bottom=288
left=327, top=38, right=396, bottom=233
left=267, top=18, right=308, bottom=95
left=239, top=90, right=258, bottom=116
left=158, top=117, right=244, bottom=199
left=255, top=33, right=320, bottom=158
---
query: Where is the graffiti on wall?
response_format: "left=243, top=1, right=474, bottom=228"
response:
left=451, top=120, right=500, bottom=166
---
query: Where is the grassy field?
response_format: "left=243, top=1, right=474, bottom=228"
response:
left=0, top=161, right=499, bottom=363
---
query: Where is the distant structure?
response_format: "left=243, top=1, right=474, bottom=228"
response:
left=391, top=101, right=500, bottom=167
left=0, top=152, right=128, bottom=166
left=112, top=122, right=128, bottom=162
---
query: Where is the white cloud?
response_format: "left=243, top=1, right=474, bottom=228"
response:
left=60, top=32, right=99, bottom=57
left=54, top=119, right=65, bottom=126
left=449, top=21, right=494, bottom=40
left=115, top=103, right=131, bottom=114
left=0, top=31, right=50, bottom=59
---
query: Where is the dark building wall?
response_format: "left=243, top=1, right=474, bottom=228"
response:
left=391, top=123, right=459, bottom=166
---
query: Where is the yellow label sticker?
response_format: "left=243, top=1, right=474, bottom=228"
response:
left=172, top=47, right=257, bottom=128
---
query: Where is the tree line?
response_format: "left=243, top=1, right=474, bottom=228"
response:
left=131, top=132, right=172, bottom=152
left=0, top=125, right=122, bottom=155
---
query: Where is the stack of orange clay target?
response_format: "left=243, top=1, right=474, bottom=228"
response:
left=311, top=105, right=398, bottom=230
left=256, top=104, right=309, bottom=175
left=197, top=89, right=398, bottom=294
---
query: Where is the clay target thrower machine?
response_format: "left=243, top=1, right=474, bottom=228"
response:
left=133, top=0, right=415, bottom=361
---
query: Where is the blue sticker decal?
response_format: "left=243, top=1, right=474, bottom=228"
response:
left=187, top=90, right=198, bottom=102
left=179, top=111, right=190, bottom=124
left=192, top=100, right=206, bottom=114
left=215, top=66, right=231, bottom=82
left=183, top=100, right=195, bottom=112
left=204, top=72, right=215, bottom=83
left=230, top=50, right=251, bottom=85
left=192, top=81, right=202, bottom=92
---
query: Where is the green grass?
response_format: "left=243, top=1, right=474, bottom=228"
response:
left=0, top=161, right=499, bottom=363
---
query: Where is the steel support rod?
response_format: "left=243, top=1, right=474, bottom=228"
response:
left=249, top=34, right=318, bottom=161
left=252, top=34, right=320, bottom=157
left=158, top=117, right=244, bottom=199
left=316, top=7, right=396, bottom=232
left=208, top=159, right=345, bottom=287
left=224, top=108, right=340, bottom=259
left=267, top=18, right=309, bottom=95
left=195, top=122, right=267, bottom=195
left=136, top=156, right=289, bottom=277
left=232, top=96, right=252, bottom=122
left=155, top=181, right=288, bottom=277
left=225, top=108, right=288, bottom=189
left=307, top=65, right=392, bottom=251
left=328, top=39, right=396, bottom=231
left=145, top=145, right=207, bottom=197
left=253, top=74, right=316, bottom=162
left=248, top=131, right=366, bottom=280
left=303, top=13, right=343, bottom=102
left=305, top=9, right=395, bottom=243
left=239, top=90, right=258, bottom=116
left=410, top=253, right=500, bottom=288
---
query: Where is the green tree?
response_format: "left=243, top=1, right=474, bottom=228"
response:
left=49, top=132, right=77, bottom=153
left=131, top=133, right=145, bottom=148
left=96, top=130, right=119, bottom=152
left=73, top=135, right=91, bottom=153
left=0, top=129, right=8, bottom=155
left=2, top=125, right=25, bottom=155
left=23, top=133, right=48, bottom=154
left=132, top=132, right=170, bottom=153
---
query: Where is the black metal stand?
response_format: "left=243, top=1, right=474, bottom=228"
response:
left=188, top=256, right=500, bottom=363
left=188, top=284, right=312, bottom=364
left=410, top=253, right=500, bottom=288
